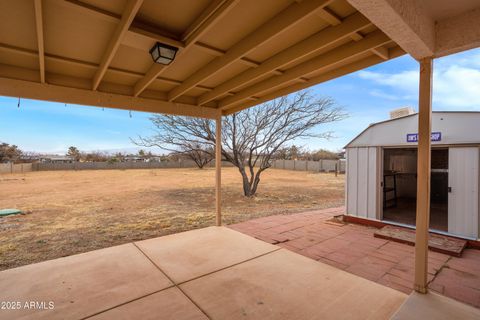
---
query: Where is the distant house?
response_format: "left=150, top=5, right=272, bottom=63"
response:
left=19, top=155, right=41, bottom=163
left=40, top=156, right=76, bottom=163
left=123, top=156, right=146, bottom=162
left=146, top=157, right=162, bottom=163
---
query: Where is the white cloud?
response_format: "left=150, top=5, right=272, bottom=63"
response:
left=433, top=65, right=480, bottom=109
left=357, top=51, right=480, bottom=110
left=369, top=89, right=400, bottom=101
left=358, top=69, right=419, bottom=94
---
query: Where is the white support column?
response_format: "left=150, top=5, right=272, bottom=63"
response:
left=215, top=115, right=222, bottom=226
left=414, top=57, right=433, bottom=293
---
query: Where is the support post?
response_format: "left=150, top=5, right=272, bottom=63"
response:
left=414, top=57, right=433, bottom=294
left=215, top=115, right=222, bottom=226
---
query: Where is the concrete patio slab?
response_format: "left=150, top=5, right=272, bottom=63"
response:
left=180, top=249, right=406, bottom=320
left=0, top=243, right=172, bottom=320
left=88, top=287, right=208, bottom=320
left=392, top=291, right=480, bottom=320
left=7, top=224, right=473, bottom=319
left=135, top=226, right=278, bottom=283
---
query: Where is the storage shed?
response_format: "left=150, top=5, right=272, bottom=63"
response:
left=345, top=111, right=480, bottom=239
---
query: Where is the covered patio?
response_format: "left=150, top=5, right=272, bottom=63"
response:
left=1, top=0, right=480, bottom=318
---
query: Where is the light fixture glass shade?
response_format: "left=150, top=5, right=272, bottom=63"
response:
left=149, top=42, right=178, bottom=65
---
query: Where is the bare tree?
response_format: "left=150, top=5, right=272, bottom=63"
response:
left=134, top=133, right=214, bottom=169
left=133, top=118, right=215, bottom=169
left=134, top=91, right=346, bottom=196
left=274, top=145, right=305, bottom=160
left=173, top=144, right=214, bottom=169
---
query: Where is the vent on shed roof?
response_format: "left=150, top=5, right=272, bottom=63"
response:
left=389, top=107, right=415, bottom=119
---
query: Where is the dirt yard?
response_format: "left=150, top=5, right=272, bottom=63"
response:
left=0, top=168, right=344, bottom=270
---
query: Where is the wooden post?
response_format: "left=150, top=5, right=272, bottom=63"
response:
left=414, top=57, right=433, bottom=294
left=215, top=115, right=222, bottom=226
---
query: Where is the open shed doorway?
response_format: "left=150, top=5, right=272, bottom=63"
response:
left=382, top=148, right=448, bottom=231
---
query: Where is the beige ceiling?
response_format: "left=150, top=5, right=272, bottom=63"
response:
left=422, top=0, right=480, bottom=20
left=0, top=0, right=404, bottom=118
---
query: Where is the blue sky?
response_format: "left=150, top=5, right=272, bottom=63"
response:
left=1, top=48, right=479, bottom=154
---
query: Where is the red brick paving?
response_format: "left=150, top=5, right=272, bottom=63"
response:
left=228, top=207, right=480, bottom=308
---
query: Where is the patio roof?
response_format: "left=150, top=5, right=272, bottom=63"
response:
left=0, top=0, right=406, bottom=118
left=0, top=1, right=479, bottom=119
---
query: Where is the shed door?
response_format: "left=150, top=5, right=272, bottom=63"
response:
left=346, top=147, right=378, bottom=219
left=448, top=147, right=479, bottom=238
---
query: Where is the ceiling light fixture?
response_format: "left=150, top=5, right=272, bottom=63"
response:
left=149, top=42, right=178, bottom=65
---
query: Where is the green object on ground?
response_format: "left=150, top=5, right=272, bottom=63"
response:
left=0, top=209, right=22, bottom=216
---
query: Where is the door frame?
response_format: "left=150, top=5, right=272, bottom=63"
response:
left=377, top=147, right=384, bottom=220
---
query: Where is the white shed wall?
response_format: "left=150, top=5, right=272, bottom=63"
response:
left=346, top=147, right=378, bottom=219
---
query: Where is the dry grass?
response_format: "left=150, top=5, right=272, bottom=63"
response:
left=0, top=168, right=344, bottom=270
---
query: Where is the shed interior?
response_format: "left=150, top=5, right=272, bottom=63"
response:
left=382, top=148, right=448, bottom=231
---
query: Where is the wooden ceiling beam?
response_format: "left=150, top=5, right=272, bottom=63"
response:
left=316, top=7, right=389, bottom=59
left=219, top=30, right=391, bottom=109
left=61, top=0, right=120, bottom=22
left=126, top=24, right=185, bottom=49
left=372, top=46, right=389, bottom=60
left=61, top=0, right=241, bottom=91
left=62, top=0, right=184, bottom=48
left=342, top=30, right=390, bottom=60
left=197, top=11, right=370, bottom=105
left=182, top=0, right=237, bottom=44
left=194, top=42, right=261, bottom=68
left=33, top=0, right=45, bottom=83
left=167, top=0, right=334, bottom=102
left=92, top=0, right=143, bottom=90
left=223, top=46, right=406, bottom=115
left=0, top=43, right=215, bottom=91
left=0, top=76, right=218, bottom=119
left=132, top=0, right=238, bottom=97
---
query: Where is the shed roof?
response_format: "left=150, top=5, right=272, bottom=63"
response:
left=345, top=111, right=480, bottom=148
